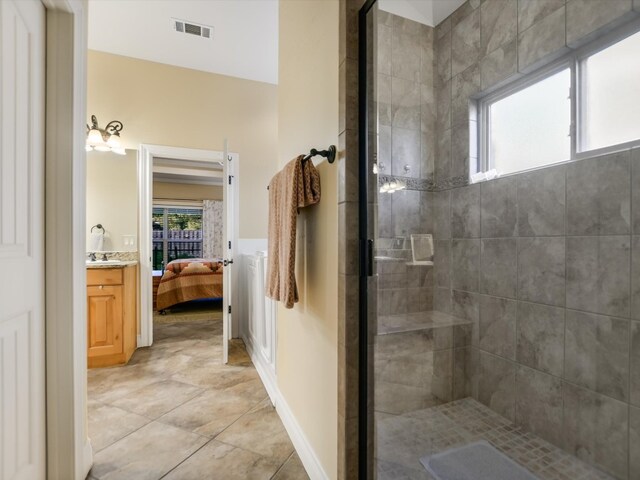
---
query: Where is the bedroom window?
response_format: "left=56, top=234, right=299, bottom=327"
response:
left=152, top=206, right=203, bottom=270
left=477, top=25, right=640, bottom=177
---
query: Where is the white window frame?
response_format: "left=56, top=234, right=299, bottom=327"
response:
left=477, top=19, right=640, bottom=177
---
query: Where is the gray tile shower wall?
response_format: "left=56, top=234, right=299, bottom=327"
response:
left=376, top=12, right=436, bottom=318
left=433, top=149, right=640, bottom=479
left=378, top=10, right=435, bottom=180
left=430, top=1, right=640, bottom=477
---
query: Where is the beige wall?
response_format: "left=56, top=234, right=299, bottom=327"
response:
left=277, top=1, right=340, bottom=478
left=86, top=149, right=138, bottom=251
left=87, top=50, right=278, bottom=238
left=153, top=181, right=223, bottom=201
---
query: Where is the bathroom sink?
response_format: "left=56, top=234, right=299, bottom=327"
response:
left=86, top=259, right=124, bottom=265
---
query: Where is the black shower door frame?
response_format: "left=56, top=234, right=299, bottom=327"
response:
left=357, top=0, right=377, bottom=478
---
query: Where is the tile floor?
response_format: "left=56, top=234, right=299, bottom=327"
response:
left=376, top=398, right=614, bottom=480
left=87, top=317, right=309, bottom=480
left=153, top=300, right=222, bottom=325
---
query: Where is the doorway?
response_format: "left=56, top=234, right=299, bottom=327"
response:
left=138, top=144, right=239, bottom=363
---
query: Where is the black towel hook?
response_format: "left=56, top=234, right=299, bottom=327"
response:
left=303, top=145, right=336, bottom=164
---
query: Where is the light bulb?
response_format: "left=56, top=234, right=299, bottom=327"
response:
left=107, top=133, right=122, bottom=149
left=86, top=128, right=104, bottom=146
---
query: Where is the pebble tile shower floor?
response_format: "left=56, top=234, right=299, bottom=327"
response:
left=376, top=398, right=614, bottom=480
left=86, top=318, right=309, bottom=480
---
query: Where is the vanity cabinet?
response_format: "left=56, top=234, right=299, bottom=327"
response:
left=87, top=265, right=137, bottom=368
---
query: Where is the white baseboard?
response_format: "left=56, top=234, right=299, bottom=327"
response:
left=242, top=334, right=330, bottom=480
left=274, top=391, right=331, bottom=480
left=242, top=333, right=278, bottom=405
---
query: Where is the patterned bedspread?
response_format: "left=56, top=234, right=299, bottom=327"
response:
left=156, top=258, right=223, bottom=310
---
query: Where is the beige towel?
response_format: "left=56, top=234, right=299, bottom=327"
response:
left=266, top=155, right=321, bottom=308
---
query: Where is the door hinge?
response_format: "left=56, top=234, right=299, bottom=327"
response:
left=228, top=175, right=233, bottom=185
left=228, top=305, right=232, bottom=314
left=228, top=241, right=231, bottom=249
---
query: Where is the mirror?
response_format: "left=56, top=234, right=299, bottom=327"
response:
left=86, top=149, right=138, bottom=252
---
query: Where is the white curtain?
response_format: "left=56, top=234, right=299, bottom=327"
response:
left=202, top=200, right=223, bottom=258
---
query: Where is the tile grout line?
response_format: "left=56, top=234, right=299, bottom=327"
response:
left=269, top=451, right=296, bottom=480
left=210, top=394, right=271, bottom=442
left=157, top=436, right=217, bottom=480
left=106, top=378, right=207, bottom=423
left=628, top=152, right=633, bottom=478
left=90, top=415, right=154, bottom=459
left=514, top=175, right=520, bottom=426
left=562, top=161, right=568, bottom=452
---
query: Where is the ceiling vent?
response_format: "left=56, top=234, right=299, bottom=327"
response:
left=171, top=18, right=213, bottom=40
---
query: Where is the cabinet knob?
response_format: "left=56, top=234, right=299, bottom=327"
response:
left=98, top=285, right=103, bottom=289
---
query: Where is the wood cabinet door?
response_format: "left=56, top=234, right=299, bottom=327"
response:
left=87, top=285, right=123, bottom=357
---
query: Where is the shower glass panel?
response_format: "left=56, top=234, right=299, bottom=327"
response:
left=359, top=2, right=631, bottom=479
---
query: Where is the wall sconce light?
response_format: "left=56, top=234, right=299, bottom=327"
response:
left=86, top=115, right=125, bottom=155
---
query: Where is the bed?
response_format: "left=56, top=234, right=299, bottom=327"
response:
left=155, top=258, right=224, bottom=311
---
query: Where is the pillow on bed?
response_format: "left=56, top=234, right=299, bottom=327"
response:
left=165, top=259, right=223, bottom=275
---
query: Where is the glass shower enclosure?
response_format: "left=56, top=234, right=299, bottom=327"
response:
left=358, top=1, right=633, bottom=479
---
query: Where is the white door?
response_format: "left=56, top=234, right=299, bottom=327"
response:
left=222, top=140, right=235, bottom=364
left=0, top=0, right=46, bottom=478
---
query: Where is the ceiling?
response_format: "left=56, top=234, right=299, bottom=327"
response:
left=88, top=0, right=462, bottom=86
left=88, top=0, right=279, bottom=84
left=379, top=0, right=466, bottom=26
left=153, top=157, right=223, bottom=186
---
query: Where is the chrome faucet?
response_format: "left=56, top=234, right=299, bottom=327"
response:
left=101, top=253, right=109, bottom=262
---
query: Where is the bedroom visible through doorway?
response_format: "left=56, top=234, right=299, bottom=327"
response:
left=137, top=144, right=238, bottom=358
left=152, top=203, right=222, bottom=320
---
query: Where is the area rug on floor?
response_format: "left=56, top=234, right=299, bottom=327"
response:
left=420, top=440, right=539, bottom=480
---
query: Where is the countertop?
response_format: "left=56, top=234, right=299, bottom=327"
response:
left=86, top=260, right=138, bottom=269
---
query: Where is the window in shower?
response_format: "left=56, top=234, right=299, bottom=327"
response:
left=580, top=29, right=640, bottom=151
left=482, top=67, right=571, bottom=176
left=478, top=26, right=640, bottom=176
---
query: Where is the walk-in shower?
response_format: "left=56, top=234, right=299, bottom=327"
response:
left=359, top=1, right=640, bottom=479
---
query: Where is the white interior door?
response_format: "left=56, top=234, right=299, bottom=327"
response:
left=0, top=0, right=46, bottom=478
left=222, top=140, right=235, bottom=364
